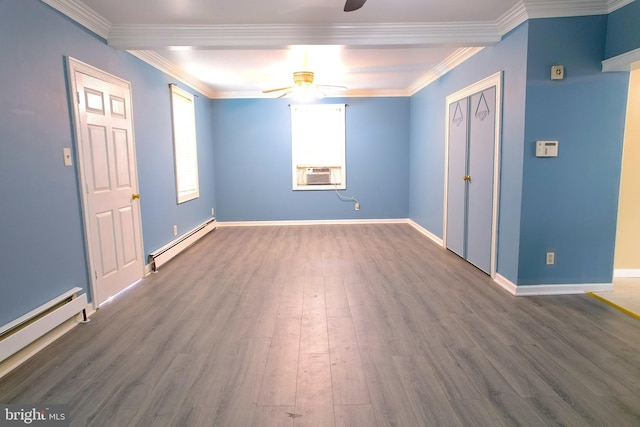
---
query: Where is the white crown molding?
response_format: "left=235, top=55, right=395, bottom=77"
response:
left=602, top=47, right=640, bottom=72
left=126, top=50, right=219, bottom=98
left=107, top=22, right=501, bottom=50
left=523, top=0, right=610, bottom=18
left=496, top=1, right=529, bottom=35
left=607, top=0, right=636, bottom=13
left=216, top=88, right=410, bottom=99
left=408, top=47, right=485, bottom=95
left=43, top=0, right=627, bottom=99
left=41, top=0, right=111, bottom=39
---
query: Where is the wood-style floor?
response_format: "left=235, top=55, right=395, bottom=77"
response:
left=1, top=224, right=639, bottom=426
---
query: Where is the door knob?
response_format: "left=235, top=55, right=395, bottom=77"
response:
left=132, top=193, right=141, bottom=200
left=463, top=175, right=471, bottom=182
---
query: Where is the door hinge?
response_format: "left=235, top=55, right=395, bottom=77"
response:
left=95, top=270, right=98, bottom=280
left=77, top=91, right=81, bottom=104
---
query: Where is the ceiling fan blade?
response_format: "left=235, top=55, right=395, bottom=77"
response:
left=344, top=0, right=367, bottom=12
left=317, top=84, right=348, bottom=91
left=277, top=90, right=293, bottom=99
left=262, top=86, right=294, bottom=94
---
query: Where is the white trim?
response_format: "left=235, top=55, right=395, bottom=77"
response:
left=221, top=88, right=411, bottom=99
left=128, top=51, right=219, bottom=98
left=496, top=1, right=529, bottom=35
left=602, top=48, right=640, bottom=72
left=44, top=0, right=630, bottom=100
left=107, top=22, right=502, bottom=50
left=494, top=274, right=518, bottom=295
left=514, top=282, right=614, bottom=296
left=525, top=0, right=610, bottom=18
left=408, top=48, right=485, bottom=95
left=407, top=220, right=444, bottom=246
left=215, top=218, right=409, bottom=227
left=40, top=0, right=111, bottom=39
left=607, top=0, right=635, bottom=12
left=443, top=71, right=503, bottom=279
left=614, top=269, right=640, bottom=278
left=493, top=274, right=615, bottom=295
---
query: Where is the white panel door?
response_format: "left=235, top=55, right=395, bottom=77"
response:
left=69, top=59, right=143, bottom=306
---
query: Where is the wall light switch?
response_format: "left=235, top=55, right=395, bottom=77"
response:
left=63, top=147, right=72, bottom=166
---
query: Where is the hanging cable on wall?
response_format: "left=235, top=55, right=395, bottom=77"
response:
left=335, top=185, right=360, bottom=211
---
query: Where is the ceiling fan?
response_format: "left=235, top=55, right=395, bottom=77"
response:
left=262, top=71, right=347, bottom=99
left=344, top=0, right=367, bottom=12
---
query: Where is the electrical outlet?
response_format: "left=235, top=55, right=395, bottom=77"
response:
left=211, top=208, right=215, bottom=216
left=546, top=251, right=555, bottom=265
left=355, top=202, right=360, bottom=211
left=173, top=225, right=178, bottom=236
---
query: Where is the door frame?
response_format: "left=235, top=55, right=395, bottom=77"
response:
left=443, top=71, right=502, bottom=278
left=66, top=57, right=145, bottom=309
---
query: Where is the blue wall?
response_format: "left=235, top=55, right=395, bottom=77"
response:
left=409, top=24, right=529, bottom=283
left=0, top=0, right=634, bottom=328
left=0, top=0, right=215, bottom=324
left=519, top=17, right=629, bottom=284
left=605, top=0, right=640, bottom=59
left=213, top=97, right=409, bottom=221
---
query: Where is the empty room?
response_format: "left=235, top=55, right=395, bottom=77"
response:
left=1, top=0, right=640, bottom=425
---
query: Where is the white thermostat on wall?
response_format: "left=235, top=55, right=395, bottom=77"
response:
left=536, top=140, right=559, bottom=157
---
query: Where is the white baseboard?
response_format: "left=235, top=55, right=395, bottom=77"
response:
left=215, top=218, right=409, bottom=227
left=614, top=269, right=640, bottom=278
left=493, top=274, right=614, bottom=296
left=407, top=219, right=444, bottom=246
left=494, top=274, right=518, bottom=295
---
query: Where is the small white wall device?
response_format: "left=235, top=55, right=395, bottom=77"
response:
left=536, top=140, right=559, bottom=157
left=551, top=65, right=564, bottom=80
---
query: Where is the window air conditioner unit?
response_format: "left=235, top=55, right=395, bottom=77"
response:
left=305, top=167, right=332, bottom=185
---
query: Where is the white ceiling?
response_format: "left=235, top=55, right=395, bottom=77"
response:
left=46, top=0, right=630, bottom=98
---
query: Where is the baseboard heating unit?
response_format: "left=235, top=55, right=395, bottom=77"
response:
left=149, top=218, right=216, bottom=271
left=0, top=287, right=88, bottom=363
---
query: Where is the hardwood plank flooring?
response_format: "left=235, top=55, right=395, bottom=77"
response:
left=1, top=224, right=639, bottom=426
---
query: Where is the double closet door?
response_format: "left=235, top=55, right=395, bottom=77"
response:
left=446, top=84, right=497, bottom=275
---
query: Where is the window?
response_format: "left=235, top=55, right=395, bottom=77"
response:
left=291, top=104, right=346, bottom=190
left=170, top=84, right=199, bottom=203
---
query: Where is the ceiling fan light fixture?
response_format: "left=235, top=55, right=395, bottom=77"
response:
left=293, top=71, right=315, bottom=87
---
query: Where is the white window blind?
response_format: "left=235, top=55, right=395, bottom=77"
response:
left=170, top=84, right=199, bottom=203
left=291, top=104, right=346, bottom=190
